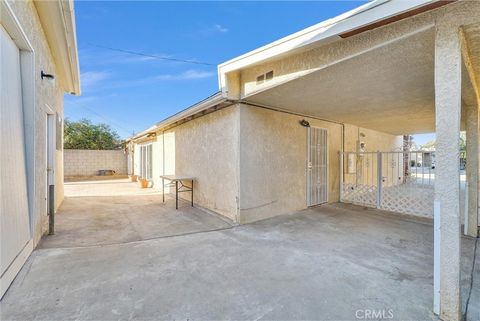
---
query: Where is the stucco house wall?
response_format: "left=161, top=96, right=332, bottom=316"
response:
left=133, top=106, right=240, bottom=221
left=6, top=0, right=66, bottom=246
left=237, top=104, right=401, bottom=223
left=238, top=104, right=342, bottom=223
left=130, top=103, right=401, bottom=224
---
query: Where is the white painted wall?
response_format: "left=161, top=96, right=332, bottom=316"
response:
left=4, top=1, right=66, bottom=247
left=1, top=0, right=72, bottom=298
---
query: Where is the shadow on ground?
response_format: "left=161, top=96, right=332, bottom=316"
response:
left=1, top=180, right=478, bottom=320
left=40, top=179, right=232, bottom=248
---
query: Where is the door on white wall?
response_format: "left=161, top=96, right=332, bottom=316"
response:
left=140, top=144, right=153, bottom=179
left=307, top=127, right=328, bottom=206
left=0, top=25, right=32, bottom=297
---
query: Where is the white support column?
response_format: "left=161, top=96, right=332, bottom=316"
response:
left=434, top=23, right=462, bottom=321
left=465, top=103, right=479, bottom=237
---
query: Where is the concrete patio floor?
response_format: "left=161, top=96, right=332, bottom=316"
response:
left=1, top=180, right=478, bottom=320
left=40, top=179, right=233, bottom=248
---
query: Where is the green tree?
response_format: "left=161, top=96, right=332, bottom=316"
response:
left=64, top=118, right=121, bottom=150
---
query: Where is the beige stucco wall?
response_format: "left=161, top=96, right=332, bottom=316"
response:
left=133, top=106, right=240, bottom=221
left=131, top=104, right=401, bottom=224
left=6, top=1, right=66, bottom=247
left=237, top=104, right=402, bottom=223
left=343, top=124, right=403, bottom=187
left=238, top=104, right=342, bottom=223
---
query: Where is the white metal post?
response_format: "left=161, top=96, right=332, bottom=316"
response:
left=339, top=152, right=344, bottom=202
left=376, top=152, right=382, bottom=209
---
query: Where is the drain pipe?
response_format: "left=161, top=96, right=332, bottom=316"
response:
left=48, top=184, right=55, bottom=235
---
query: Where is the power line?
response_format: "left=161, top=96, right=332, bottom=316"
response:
left=87, top=43, right=216, bottom=66
left=71, top=102, right=133, bottom=137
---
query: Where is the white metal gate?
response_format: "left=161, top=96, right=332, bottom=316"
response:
left=339, top=151, right=466, bottom=218
left=307, top=127, right=328, bottom=206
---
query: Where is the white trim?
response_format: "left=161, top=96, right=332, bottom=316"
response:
left=33, top=0, right=80, bottom=95
left=0, top=239, right=33, bottom=299
left=0, top=1, right=34, bottom=50
left=128, top=92, right=227, bottom=142
left=1, top=2, right=36, bottom=298
left=1, top=0, right=36, bottom=232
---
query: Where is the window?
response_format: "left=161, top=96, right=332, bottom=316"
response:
left=140, top=144, right=153, bottom=179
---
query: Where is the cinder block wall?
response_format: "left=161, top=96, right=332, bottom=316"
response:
left=64, top=149, right=127, bottom=176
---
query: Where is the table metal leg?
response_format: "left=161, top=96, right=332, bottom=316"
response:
left=162, top=177, right=165, bottom=203
left=191, top=179, right=193, bottom=207
left=175, top=180, right=178, bottom=210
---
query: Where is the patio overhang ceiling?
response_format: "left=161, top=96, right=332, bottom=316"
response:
left=242, top=27, right=480, bottom=136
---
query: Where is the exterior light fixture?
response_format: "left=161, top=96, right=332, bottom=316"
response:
left=41, top=70, right=55, bottom=80
left=147, top=132, right=157, bottom=138
left=299, top=119, right=310, bottom=127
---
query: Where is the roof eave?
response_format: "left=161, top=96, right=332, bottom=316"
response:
left=34, top=0, right=81, bottom=96
left=127, top=92, right=228, bottom=142
left=217, top=0, right=446, bottom=84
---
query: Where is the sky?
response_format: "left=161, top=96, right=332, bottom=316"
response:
left=66, top=1, right=372, bottom=138
left=66, top=0, right=435, bottom=145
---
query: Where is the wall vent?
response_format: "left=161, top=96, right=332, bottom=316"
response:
left=256, top=74, right=265, bottom=85
left=256, top=70, right=274, bottom=85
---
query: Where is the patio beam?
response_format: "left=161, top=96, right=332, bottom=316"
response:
left=434, top=20, right=462, bottom=321
left=465, top=103, right=479, bottom=237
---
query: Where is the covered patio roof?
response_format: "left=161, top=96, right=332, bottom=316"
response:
left=241, top=26, right=479, bottom=135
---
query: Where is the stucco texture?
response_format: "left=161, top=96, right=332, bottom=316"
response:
left=6, top=0, right=66, bottom=247
left=238, top=104, right=342, bottom=223
left=236, top=104, right=402, bottom=224
left=134, top=106, right=240, bottom=222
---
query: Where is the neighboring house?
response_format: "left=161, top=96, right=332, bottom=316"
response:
left=0, top=0, right=80, bottom=297
left=127, top=1, right=479, bottom=320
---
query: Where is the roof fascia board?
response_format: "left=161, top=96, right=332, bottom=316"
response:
left=217, top=0, right=434, bottom=83
left=34, top=0, right=81, bottom=95
left=128, top=92, right=228, bottom=142
left=1, top=1, right=34, bottom=51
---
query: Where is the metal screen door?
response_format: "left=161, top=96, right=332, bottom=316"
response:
left=307, top=127, right=328, bottom=206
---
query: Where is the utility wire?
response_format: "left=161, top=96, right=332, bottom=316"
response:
left=71, top=102, right=133, bottom=137
left=87, top=43, right=216, bottom=66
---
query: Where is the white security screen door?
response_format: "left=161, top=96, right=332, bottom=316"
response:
left=307, top=127, right=328, bottom=206
left=0, top=25, right=32, bottom=295
left=140, top=144, right=153, bottom=179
